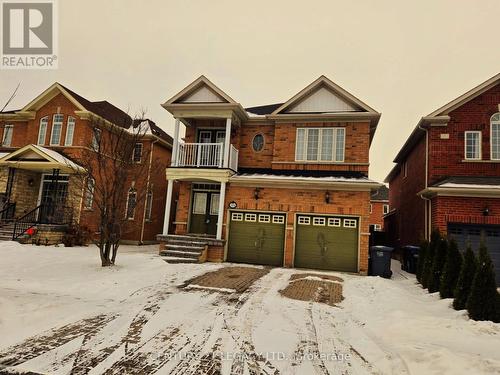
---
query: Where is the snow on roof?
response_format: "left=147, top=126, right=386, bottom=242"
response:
left=232, top=173, right=378, bottom=184
left=437, top=183, right=500, bottom=189
left=32, top=144, right=84, bottom=171
left=245, top=111, right=266, bottom=118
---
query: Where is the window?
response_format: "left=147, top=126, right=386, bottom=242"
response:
left=272, top=215, right=285, bottom=224
left=313, top=217, right=326, bottom=226
left=465, top=131, right=481, bottom=160
left=245, top=213, right=257, bottom=222
left=50, top=114, right=64, bottom=145
left=298, top=216, right=310, bottom=225
left=209, top=193, right=220, bottom=215
left=259, top=214, right=271, bottom=223
left=252, top=133, right=264, bottom=152
left=2, top=125, right=13, bottom=147
left=328, top=218, right=341, bottom=227
left=192, top=193, right=207, bottom=214
left=374, top=224, right=382, bottom=231
left=145, top=189, right=153, bottom=221
left=369, top=204, right=373, bottom=214
left=232, top=212, right=243, bottom=221
left=295, top=128, right=345, bottom=162
left=126, top=188, right=137, bottom=219
left=343, top=219, right=357, bottom=228
left=491, top=113, right=500, bottom=160
left=38, top=117, right=48, bottom=145
left=133, top=143, right=143, bottom=162
left=84, top=178, right=95, bottom=209
left=91, top=128, right=101, bottom=151
left=383, top=204, right=389, bottom=214
left=65, top=116, right=75, bottom=146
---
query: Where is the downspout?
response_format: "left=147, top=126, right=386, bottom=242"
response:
left=140, top=139, right=157, bottom=244
left=418, top=123, right=431, bottom=240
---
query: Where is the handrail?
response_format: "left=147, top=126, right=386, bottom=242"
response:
left=0, top=202, right=15, bottom=223
left=13, top=204, right=43, bottom=240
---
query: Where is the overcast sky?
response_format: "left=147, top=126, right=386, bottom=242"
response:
left=1, top=0, right=500, bottom=182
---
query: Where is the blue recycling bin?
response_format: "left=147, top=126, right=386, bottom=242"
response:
left=369, top=246, right=394, bottom=278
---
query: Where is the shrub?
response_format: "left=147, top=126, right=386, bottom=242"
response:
left=453, top=245, right=477, bottom=310
left=416, top=240, right=428, bottom=284
left=62, top=225, right=91, bottom=247
left=439, top=239, right=462, bottom=299
left=428, top=237, right=448, bottom=293
left=422, top=229, right=441, bottom=289
left=466, top=242, right=499, bottom=322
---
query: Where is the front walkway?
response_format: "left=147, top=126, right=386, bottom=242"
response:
left=0, top=243, right=499, bottom=374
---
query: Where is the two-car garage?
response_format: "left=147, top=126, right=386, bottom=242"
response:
left=227, top=211, right=359, bottom=272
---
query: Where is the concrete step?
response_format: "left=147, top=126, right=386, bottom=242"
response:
left=165, top=238, right=208, bottom=246
left=162, top=256, right=199, bottom=264
left=164, top=243, right=205, bottom=251
left=160, top=249, right=202, bottom=259
left=160, top=234, right=212, bottom=243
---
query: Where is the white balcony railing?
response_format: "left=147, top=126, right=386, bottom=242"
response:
left=174, top=142, right=239, bottom=171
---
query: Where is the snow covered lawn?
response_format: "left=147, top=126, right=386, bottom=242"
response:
left=0, top=242, right=499, bottom=374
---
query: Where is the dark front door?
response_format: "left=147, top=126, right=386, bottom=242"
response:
left=189, top=191, right=219, bottom=235
left=198, top=129, right=226, bottom=167
left=39, top=175, right=69, bottom=223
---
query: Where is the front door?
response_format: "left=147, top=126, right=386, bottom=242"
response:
left=189, top=191, right=219, bottom=235
left=39, top=174, right=69, bottom=223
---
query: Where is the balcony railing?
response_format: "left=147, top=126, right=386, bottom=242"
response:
left=174, top=142, right=238, bottom=171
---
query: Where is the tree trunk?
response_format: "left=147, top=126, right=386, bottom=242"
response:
left=111, top=242, right=119, bottom=264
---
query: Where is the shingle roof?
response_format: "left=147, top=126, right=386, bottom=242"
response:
left=245, top=103, right=284, bottom=116
left=238, top=167, right=367, bottom=179
left=371, top=184, right=389, bottom=201
left=432, top=176, right=500, bottom=187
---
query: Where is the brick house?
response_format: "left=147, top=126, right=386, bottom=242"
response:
left=158, top=75, right=381, bottom=274
left=0, top=83, right=172, bottom=243
left=385, top=73, right=500, bottom=284
left=370, top=185, right=389, bottom=231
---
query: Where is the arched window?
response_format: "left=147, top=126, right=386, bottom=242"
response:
left=125, top=188, right=137, bottom=220
left=491, top=113, right=500, bottom=160
left=38, top=116, right=48, bottom=145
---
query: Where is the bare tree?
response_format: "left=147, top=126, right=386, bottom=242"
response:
left=72, top=113, right=161, bottom=266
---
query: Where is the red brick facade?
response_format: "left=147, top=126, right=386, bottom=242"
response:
left=0, top=87, right=171, bottom=243
left=369, top=201, right=388, bottom=230
left=386, top=77, right=500, bottom=247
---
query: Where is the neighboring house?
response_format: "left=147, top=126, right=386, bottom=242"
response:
left=385, top=73, right=500, bottom=284
left=159, top=75, right=381, bottom=274
left=0, top=83, right=172, bottom=243
left=370, top=185, right=389, bottom=231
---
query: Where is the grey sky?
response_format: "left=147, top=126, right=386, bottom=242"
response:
left=1, top=0, right=500, bottom=182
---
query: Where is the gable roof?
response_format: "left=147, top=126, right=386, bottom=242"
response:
left=271, top=76, right=379, bottom=115
left=245, top=103, right=284, bottom=116
left=163, top=75, right=237, bottom=105
left=389, top=72, right=500, bottom=168
left=0, top=144, right=84, bottom=173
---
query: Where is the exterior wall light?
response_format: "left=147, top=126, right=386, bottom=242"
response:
left=325, top=191, right=330, bottom=204
left=483, top=207, right=490, bottom=216
left=254, top=188, right=260, bottom=200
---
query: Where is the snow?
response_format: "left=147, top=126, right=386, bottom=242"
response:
left=0, top=243, right=499, bottom=374
left=438, top=182, right=500, bottom=189
left=32, top=144, right=84, bottom=171
left=185, top=284, right=237, bottom=293
left=232, top=173, right=378, bottom=184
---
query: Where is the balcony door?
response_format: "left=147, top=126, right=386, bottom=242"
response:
left=198, top=129, right=225, bottom=166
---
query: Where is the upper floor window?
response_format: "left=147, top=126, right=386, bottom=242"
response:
left=383, top=204, right=389, bottom=214
left=38, top=117, right=48, bottom=145
left=50, top=114, right=64, bottom=145
left=252, top=133, right=264, bottom=152
left=295, top=127, right=345, bottom=162
left=91, top=128, right=101, bottom=151
left=65, top=116, right=75, bottom=146
left=2, top=125, right=13, bottom=147
left=133, top=143, right=143, bottom=163
left=491, top=113, right=500, bottom=160
left=465, top=131, right=481, bottom=160
left=125, top=187, right=137, bottom=220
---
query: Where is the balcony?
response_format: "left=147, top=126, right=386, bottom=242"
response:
left=173, top=142, right=239, bottom=171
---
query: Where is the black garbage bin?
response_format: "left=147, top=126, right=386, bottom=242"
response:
left=404, top=246, right=420, bottom=274
left=369, top=246, right=394, bottom=278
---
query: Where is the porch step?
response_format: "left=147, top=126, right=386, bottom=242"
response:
left=164, top=243, right=205, bottom=251
left=162, top=234, right=214, bottom=243
left=162, top=256, right=199, bottom=264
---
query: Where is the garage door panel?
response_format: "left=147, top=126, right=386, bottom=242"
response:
left=228, top=212, right=285, bottom=266
left=448, top=224, right=500, bottom=285
left=295, top=215, right=358, bottom=272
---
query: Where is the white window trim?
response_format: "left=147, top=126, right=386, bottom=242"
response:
left=64, top=116, right=75, bottom=146
left=295, top=127, right=345, bottom=163
left=2, top=124, right=13, bottom=147
left=232, top=212, right=243, bottom=221
left=245, top=213, right=257, bottom=222
left=272, top=215, right=285, bottom=224
left=464, top=131, right=482, bottom=160
left=313, top=217, right=326, bottom=226
left=133, top=142, right=143, bottom=163
left=328, top=218, right=341, bottom=227
left=343, top=219, right=357, bottom=228
left=125, top=188, right=137, bottom=220
left=38, top=117, right=48, bottom=145
left=374, top=224, right=382, bottom=231
left=383, top=204, right=389, bottom=214
left=369, top=204, right=373, bottom=214
left=298, top=216, right=311, bottom=225
left=490, top=113, right=500, bottom=160
left=50, top=114, right=64, bottom=146
left=259, top=214, right=271, bottom=223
